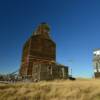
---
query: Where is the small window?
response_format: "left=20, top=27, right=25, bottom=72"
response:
left=48, top=66, right=51, bottom=70
left=48, top=66, right=52, bottom=75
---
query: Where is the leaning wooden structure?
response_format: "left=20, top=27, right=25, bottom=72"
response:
left=19, top=23, right=68, bottom=81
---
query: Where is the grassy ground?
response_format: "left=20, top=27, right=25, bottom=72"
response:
left=0, top=79, right=100, bottom=100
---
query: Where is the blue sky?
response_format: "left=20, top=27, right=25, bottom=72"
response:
left=0, top=0, right=100, bottom=78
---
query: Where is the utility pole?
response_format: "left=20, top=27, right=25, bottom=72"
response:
left=67, top=59, right=74, bottom=77
left=70, top=68, right=72, bottom=77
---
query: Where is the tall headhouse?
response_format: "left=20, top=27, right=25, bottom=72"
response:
left=93, top=49, right=100, bottom=78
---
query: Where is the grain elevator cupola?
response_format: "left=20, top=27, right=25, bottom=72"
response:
left=33, top=23, right=51, bottom=39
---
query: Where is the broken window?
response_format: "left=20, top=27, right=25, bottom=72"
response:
left=48, top=66, right=52, bottom=75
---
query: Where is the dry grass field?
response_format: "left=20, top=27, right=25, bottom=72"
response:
left=0, top=79, right=100, bottom=100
